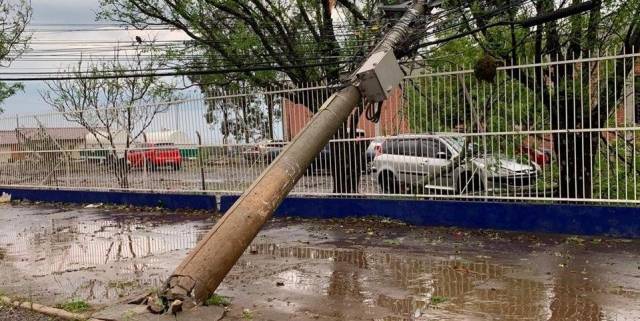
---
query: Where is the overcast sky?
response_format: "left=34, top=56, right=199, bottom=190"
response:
left=2, top=0, right=190, bottom=117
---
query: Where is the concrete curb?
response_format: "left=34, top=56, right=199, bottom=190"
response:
left=0, top=295, right=101, bottom=321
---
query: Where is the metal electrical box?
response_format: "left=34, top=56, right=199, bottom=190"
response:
left=355, top=50, right=403, bottom=102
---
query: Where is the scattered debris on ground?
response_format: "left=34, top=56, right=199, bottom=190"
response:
left=0, top=193, right=11, bottom=204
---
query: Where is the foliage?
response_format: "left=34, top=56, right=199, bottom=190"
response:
left=0, top=0, right=31, bottom=110
left=403, top=0, right=640, bottom=199
left=0, top=82, right=23, bottom=113
left=430, top=295, right=448, bottom=305
left=593, top=136, right=640, bottom=200
left=55, top=298, right=90, bottom=313
left=203, top=90, right=282, bottom=143
left=205, top=294, right=231, bottom=307
left=97, top=0, right=383, bottom=86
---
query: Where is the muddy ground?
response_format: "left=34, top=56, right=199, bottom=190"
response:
left=0, top=305, right=59, bottom=321
left=0, top=202, right=639, bottom=321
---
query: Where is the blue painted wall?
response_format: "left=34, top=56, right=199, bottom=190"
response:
left=2, top=186, right=638, bottom=237
left=221, top=195, right=640, bottom=238
left=0, top=187, right=216, bottom=210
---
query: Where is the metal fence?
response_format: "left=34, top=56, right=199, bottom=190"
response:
left=1, top=52, right=640, bottom=205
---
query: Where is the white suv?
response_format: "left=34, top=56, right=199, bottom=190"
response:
left=372, top=134, right=539, bottom=194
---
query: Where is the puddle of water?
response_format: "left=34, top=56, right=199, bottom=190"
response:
left=0, top=204, right=638, bottom=321
left=228, top=243, right=639, bottom=321
left=0, top=204, right=213, bottom=305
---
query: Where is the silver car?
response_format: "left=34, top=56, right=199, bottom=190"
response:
left=371, top=134, right=540, bottom=194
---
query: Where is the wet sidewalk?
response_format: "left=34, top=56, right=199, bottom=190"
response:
left=0, top=203, right=639, bottom=321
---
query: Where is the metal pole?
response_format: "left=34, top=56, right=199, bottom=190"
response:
left=161, top=0, right=427, bottom=308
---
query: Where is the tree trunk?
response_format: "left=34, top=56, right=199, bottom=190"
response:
left=112, top=149, right=129, bottom=189
left=266, top=95, right=274, bottom=140
left=241, top=97, right=250, bottom=143
left=551, top=127, right=594, bottom=199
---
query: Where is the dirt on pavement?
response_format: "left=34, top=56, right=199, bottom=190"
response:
left=0, top=202, right=639, bottom=321
left=0, top=305, right=59, bottom=321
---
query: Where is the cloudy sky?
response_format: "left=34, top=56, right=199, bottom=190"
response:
left=2, top=0, right=190, bottom=117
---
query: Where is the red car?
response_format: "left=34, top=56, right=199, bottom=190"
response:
left=128, top=143, right=182, bottom=170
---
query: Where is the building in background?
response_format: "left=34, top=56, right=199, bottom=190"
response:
left=281, top=88, right=409, bottom=140
left=0, top=127, right=90, bottom=162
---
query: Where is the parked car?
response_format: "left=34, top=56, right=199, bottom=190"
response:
left=263, top=141, right=332, bottom=173
left=242, top=144, right=264, bottom=162
left=262, top=141, right=288, bottom=162
left=242, top=140, right=286, bottom=162
left=365, top=138, right=385, bottom=172
left=128, top=143, right=182, bottom=170
left=372, top=134, right=540, bottom=194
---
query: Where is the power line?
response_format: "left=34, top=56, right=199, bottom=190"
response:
left=0, top=59, right=360, bottom=81
left=4, top=54, right=365, bottom=74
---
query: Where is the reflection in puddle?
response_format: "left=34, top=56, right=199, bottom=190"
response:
left=4, top=219, right=206, bottom=276
left=0, top=206, right=212, bottom=304
left=245, top=243, right=635, bottom=321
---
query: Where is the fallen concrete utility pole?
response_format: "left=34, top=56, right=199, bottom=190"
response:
left=160, top=0, right=429, bottom=310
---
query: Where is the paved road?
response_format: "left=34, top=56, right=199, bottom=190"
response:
left=1, top=203, right=639, bottom=320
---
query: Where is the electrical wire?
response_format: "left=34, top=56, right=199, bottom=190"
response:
left=0, top=59, right=361, bottom=81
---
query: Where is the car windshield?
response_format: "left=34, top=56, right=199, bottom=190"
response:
left=440, top=137, right=464, bottom=153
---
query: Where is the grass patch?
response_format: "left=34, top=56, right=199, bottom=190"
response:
left=430, top=295, right=448, bottom=305
left=55, top=299, right=90, bottom=313
left=205, top=294, right=230, bottom=307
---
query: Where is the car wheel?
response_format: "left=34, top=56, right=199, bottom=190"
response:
left=378, top=171, right=401, bottom=194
